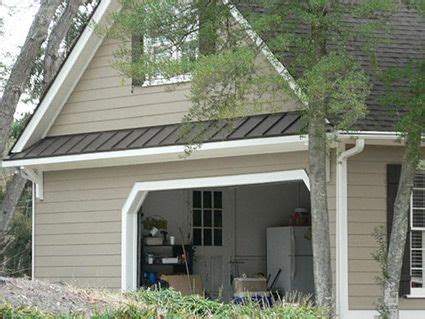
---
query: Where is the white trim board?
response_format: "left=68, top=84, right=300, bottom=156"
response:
left=12, top=0, right=121, bottom=153
left=121, top=169, right=310, bottom=291
left=348, top=310, right=425, bottom=319
left=3, top=135, right=308, bottom=171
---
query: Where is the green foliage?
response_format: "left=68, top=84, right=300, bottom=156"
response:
left=299, top=52, right=370, bottom=131
left=371, top=225, right=390, bottom=318
left=105, top=0, right=402, bottom=144
left=9, top=113, right=31, bottom=142
left=0, top=289, right=329, bottom=318
left=379, top=60, right=425, bottom=161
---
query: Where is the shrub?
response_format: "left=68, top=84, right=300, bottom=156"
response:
left=0, top=289, right=328, bottom=318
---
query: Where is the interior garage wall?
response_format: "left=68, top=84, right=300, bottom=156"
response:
left=142, top=181, right=310, bottom=277
left=234, top=182, right=310, bottom=276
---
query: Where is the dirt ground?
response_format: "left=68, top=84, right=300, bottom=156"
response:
left=0, top=276, right=125, bottom=316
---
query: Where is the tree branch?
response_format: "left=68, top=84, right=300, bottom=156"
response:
left=43, top=0, right=84, bottom=88
left=0, top=0, right=61, bottom=158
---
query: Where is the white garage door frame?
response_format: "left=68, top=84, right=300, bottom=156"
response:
left=121, top=169, right=310, bottom=291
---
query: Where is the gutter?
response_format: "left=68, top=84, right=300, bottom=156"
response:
left=336, top=139, right=365, bottom=318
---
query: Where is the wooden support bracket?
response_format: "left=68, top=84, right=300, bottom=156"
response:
left=20, top=168, right=43, bottom=200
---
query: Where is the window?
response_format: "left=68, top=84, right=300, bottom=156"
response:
left=142, top=33, right=197, bottom=86
left=132, top=2, right=199, bottom=87
left=192, top=190, right=223, bottom=246
left=410, top=170, right=425, bottom=295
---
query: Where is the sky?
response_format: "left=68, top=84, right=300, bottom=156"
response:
left=0, top=0, right=39, bottom=118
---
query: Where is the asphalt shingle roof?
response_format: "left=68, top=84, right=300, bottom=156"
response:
left=237, top=2, right=425, bottom=132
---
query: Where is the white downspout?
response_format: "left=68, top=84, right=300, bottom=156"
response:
left=336, top=139, right=365, bottom=318
left=31, top=181, right=36, bottom=280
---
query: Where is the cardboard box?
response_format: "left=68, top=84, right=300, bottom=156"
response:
left=233, top=277, right=267, bottom=293
left=161, top=275, right=204, bottom=296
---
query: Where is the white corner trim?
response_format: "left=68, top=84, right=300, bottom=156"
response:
left=20, top=168, right=44, bottom=200
left=121, top=169, right=310, bottom=291
left=3, top=135, right=308, bottom=170
left=336, top=139, right=365, bottom=319
left=12, top=0, right=121, bottom=153
left=223, top=0, right=307, bottom=105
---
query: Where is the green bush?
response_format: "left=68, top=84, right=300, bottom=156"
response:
left=0, top=289, right=328, bottom=319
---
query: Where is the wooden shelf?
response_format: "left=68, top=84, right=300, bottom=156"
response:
left=144, top=244, right=179, bottom=247
left=143, top=263, right=185, bottom=266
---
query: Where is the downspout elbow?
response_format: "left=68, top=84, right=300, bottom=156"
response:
left=338, top=139, right=365, bottom=162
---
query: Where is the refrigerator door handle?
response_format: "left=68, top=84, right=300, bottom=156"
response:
left=291, top=228, right=296, bottom=280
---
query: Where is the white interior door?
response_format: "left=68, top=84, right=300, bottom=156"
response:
left=190, top=188, right=235, bottom=300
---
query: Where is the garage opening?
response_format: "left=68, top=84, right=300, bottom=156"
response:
left=135, top=179, right=313, bottom=300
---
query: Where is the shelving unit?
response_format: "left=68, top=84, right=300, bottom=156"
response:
left=140, top=242, right=194, bottom=287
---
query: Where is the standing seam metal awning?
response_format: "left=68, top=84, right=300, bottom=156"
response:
left=6, top=111, right=311, bottom=161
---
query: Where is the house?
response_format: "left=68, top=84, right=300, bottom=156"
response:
left=2, top=0, right=424, bottom=318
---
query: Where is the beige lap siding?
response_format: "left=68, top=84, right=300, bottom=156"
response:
left=47, top=38, right=193, bottom=136
left=347, top=145, right=424, bottom=310
left=34, top=151, right=309, bottom=289
left=46, top=37, right=302, bottom=137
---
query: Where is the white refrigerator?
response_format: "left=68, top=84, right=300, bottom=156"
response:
left=266, top=226, right=314, bottom=294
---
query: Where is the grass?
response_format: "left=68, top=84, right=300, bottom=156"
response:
left=0, top=289, right=328, bottom=318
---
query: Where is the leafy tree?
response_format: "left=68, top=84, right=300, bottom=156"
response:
left=376, top=60, right=424, bottom=318
left=0, top=0, right=99, bottom=276
left=105, top=0, right=410, bottom=311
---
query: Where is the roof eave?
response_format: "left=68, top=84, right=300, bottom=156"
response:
left=3, top=135, right=309, bottom=171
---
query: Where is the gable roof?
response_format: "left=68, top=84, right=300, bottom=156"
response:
left=10, top=0, right=424, bottom=158
left=11, top=0, right=303, bottom=155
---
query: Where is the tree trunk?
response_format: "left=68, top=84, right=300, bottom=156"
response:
left=308, top=114, right=333, bottom=311
left=0, top=0, right=61, bottom=157
left=0, top=0, right=83, bottom=238
left=0, top=175, right=27, bottom=234
left=43, top=0, right=83, bottom=87
left=0, top=0, right=61, bottom=240
left=384, top=134, right=422, bottom=319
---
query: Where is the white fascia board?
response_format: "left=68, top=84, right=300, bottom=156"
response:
left=3, top=135, right=308, bottom=171
left=223, top=0, right=307, bottom=105
left=337, top=131, right=425, bottom=146
left=12, top=0, right=121, bottom=153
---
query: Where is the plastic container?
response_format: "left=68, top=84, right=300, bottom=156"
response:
left=145, top=271, right=158, bottom=284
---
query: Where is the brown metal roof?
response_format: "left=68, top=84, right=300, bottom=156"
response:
left=6, top=112, right=309, bottom=161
